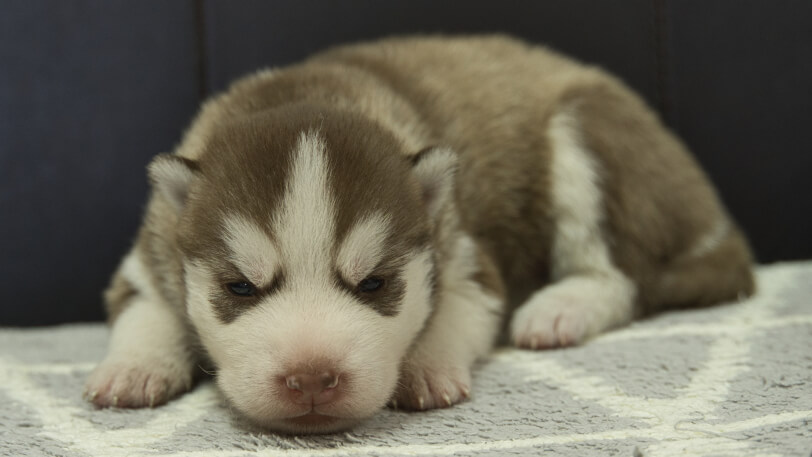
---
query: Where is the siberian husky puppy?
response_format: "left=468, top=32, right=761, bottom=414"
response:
left=84, top=35, right=754, bottom=433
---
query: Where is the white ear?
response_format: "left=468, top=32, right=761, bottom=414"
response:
left=411, top=146, right=458, bottom=224
left=147, top=154, right=197, bottom=212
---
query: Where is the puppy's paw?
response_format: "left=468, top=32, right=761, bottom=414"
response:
left=511, top=296, right=590, bottom=349
left=511, top=275, right=634, bottom=349
left=84, top=357, right=193, bottom=408
left=390, top=358, right=471, bottom=411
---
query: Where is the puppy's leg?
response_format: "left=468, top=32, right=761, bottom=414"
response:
left=85, top=252, right=196, bottom=408
left=393, top=237, right=504, bottom=410
left=512, top=273, right=634, bottom=348
left=511, top=107, right=636, bottom=348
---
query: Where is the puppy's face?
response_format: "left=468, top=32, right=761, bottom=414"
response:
left=169, top=109, right=437, bottom=433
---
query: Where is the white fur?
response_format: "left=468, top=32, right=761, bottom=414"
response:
left=184, top=249, right=435, bottom=432
left=273, top=130, right=336, bottom=282
left=546, top=110, right=614, bottom=279
left=183, top=130, right=438, bottom=432
left=85, top=250, right=193, bottom=407
left=111, top=251, right=191, bottom=362
left=119, top=248, right=160, bottom=300
left=511, top=108, right=636, bottom=348
left=411, top=147, right=458, bottom=223
left=148, top=156, right=195, bottom=211
left=395, top=235, right=503, bottom=409
left=222, top=215, right=279, bottom=287
left=689, top=218, right=729, bottom=258
left=336, top=212, right=391, bottom=284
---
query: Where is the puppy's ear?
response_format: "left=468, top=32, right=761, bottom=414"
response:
left=147, top=154, right=198, bottom=212
left=411, top=146, right=458, bottom=224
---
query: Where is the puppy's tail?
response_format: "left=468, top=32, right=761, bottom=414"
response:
left=651, top=225, right=756, bottom=311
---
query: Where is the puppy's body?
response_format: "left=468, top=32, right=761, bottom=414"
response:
left=86, top=36, right=754, bottom=433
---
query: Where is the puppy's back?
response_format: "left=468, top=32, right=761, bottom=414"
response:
left=132, top=34, right=752, bottom=315
left=315, top=35, right=754, bottom=310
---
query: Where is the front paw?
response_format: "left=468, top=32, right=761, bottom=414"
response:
left=391, top=358, right=471, bottom=411
left=84, top=357, right=193, bottom=408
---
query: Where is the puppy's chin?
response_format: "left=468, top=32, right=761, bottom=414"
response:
left=229, top=391, right=392, bottom=434
left=250, top=414, right=365, bottom=435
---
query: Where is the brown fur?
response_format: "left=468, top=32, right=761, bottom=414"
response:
left=105, top=34, right=753, bottom=333
left=177, top=106, right=430, bottom=321
left=567, top=83, right=755, bottom=313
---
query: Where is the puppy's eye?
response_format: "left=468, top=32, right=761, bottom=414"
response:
left=358, top=277, right=384, bottom=293
left=227, top=281, right=256, bottom=297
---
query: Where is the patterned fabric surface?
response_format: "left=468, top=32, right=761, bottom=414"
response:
left=1, top=262, right=811, bottom=457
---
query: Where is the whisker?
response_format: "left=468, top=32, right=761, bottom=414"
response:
left=198, top=364, right=217, bottom=376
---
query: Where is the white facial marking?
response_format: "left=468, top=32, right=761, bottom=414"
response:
left=385, top=249, right=435, bottom=349
left=183, top=260, right=227, bottom=362
left=222, top=215, right=279, bottom=287
left=273, top=130, right=336, bottom=282
left=336, top=212, right=392, bottom=283
left=183, top=129, right=437, bottom=433
left=184, top=249, right=435, bottom=432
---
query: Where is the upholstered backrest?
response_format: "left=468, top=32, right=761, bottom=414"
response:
left=2, top=0, right=809, bottom=325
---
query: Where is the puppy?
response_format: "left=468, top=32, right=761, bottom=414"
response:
left=84, top=35, right=755, bottom=433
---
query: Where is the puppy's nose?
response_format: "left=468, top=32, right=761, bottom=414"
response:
left=284, top=372, right=340, bottom=405
left=285, top=372, right=338, bottom=394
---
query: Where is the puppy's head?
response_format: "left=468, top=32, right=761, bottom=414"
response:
left=148, top=106, right=456, bottom=433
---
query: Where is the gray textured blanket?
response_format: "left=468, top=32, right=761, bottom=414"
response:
left=2, top=262, right=811, bottom=457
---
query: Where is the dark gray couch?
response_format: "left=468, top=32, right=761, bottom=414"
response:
left=2, top=0, right=810, bottom=325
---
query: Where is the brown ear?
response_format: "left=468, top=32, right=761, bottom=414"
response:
left=147, top=154, right=198, bottom=212
left=411, top=146, right=458, bottom=224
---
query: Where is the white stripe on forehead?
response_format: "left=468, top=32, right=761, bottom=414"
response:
left=222, top=215, right=279, bottom=287
left=337, top=212, right=392, bottom=284
left=273, top=130, right=336, bottom=278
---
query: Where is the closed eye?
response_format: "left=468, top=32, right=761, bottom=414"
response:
left=226, top=281, right=256, bottom=297
left=222, top=269, right=285, bottom=299
left=357, top=276, right=385, bottom=293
